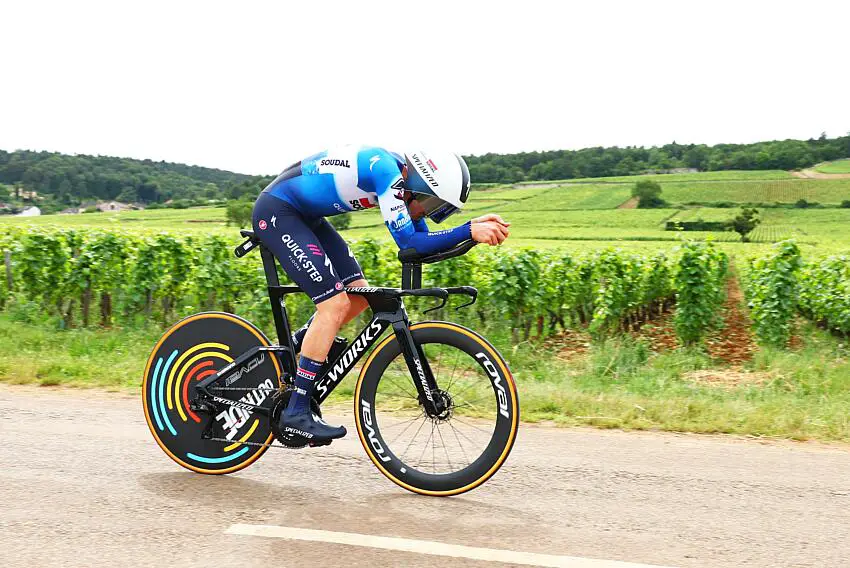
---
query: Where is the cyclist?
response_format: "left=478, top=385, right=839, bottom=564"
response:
left=252, top=146, right=510, bottom=444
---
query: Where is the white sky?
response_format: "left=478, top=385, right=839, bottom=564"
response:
left=1, top=0, right=848, bottom=175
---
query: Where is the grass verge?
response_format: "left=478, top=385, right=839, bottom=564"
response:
left=1, top=311, right=848, bottom=441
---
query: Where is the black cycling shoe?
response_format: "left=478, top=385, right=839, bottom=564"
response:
left=279, top=411, right=347, bottom=446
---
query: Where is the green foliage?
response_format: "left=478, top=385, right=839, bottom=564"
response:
left=0, top=228, right=680, bottom=341
left=632, top=180, right=665, bottom=208
left=226, top=200, right=253, bottom=228
left=673, top=242, right=728, bottom=345
left=814, top=159, right=850, bottom=174
left=841, top=200, right=850, bottom=209
left=464, top=135, right=850, bottom=183
left=730, top=207, right=761, bottom=242
left=797, top=254, right=850, bottom=335
left=329, top=214, right=352, bottom=230
left=490, top=249, right=544, bottom=342
left=742, top=240, right=802, bottom=347
left=0, top=149, right=252, bottom=206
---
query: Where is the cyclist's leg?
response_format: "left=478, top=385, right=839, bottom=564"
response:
left=311, top=217, right=370, bottom=324
left=291, top=217, right=370, bottom=348
left=252, top=194, right=347, bottom=441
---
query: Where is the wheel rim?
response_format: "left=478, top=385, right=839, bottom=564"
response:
left=373, top=340, right=502, bottom=476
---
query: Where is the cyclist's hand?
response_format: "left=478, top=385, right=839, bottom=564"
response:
left=471, top=221, right=509, bottom=246
left=471, top=214, right=510, bottom=228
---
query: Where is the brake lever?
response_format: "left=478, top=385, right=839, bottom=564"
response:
left=445, top=286, right=478, bottom=310
left=423, top=294, right=449, bottom=314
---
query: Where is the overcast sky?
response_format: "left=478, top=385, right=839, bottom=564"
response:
left=1, top=0, right=848, bottom=175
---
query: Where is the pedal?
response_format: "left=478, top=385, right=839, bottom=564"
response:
left=308, top=439, right=333, bottom=448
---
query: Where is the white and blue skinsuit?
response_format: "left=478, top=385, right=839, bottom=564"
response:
left=252, top=145, right=472, bottom=303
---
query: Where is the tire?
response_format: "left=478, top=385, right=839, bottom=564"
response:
left=142, top=312, right=282, bottom=475
left=355, top=322, right=519, bottom=496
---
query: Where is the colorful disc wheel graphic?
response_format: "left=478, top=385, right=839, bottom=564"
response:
left=142, top=312, right=282, bottom=474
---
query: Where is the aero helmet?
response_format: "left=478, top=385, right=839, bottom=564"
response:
left=402, top=150, right=471, bottom=223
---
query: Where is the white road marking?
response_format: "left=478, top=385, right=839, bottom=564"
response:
left=225, top=524, right=677, bottom=568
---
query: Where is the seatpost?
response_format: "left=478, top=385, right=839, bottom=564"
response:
left=401, top=262, right=422, bottom=290
left=260, top=247, right=296, bottom=364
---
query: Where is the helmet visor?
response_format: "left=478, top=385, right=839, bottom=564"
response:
left=411, top=193, right=460, bottom=223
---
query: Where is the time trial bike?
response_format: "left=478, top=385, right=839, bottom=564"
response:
left=142, top=230, right=519, bottom=496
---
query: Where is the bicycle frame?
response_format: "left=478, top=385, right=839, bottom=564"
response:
left=195, top=242, right=472, bottom=417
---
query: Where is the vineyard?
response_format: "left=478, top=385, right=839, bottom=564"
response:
left=3, top=225, right=850, bottom=439
left=2, top=224, right=848, bottom=347
left=0, top=227, right=731, bottom=351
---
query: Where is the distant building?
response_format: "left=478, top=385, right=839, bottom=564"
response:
left=97, top=201, right=132, bottom=212
left=643, top=168, right=699, bottom=175
left=17, top=206, right=41, bottom=217
left=59, top=201, right=142, bottom=214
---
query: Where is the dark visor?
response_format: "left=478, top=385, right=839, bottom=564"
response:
left=411, top=193, right=460, bottom=223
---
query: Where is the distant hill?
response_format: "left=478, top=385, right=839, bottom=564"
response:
left=4, top=134, right=850, bottom=210
left=464, top=134, right=850, bottom=184
left=0, top=150, right=254, bottom=210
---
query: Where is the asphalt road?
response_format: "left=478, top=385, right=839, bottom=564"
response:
left=2, top=384, right=850, bottom=567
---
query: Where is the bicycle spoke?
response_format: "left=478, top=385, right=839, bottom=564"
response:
left=381, top=373, right=418, bottom=399
left=432, top=422, right=436, bottom=473
left=444, top=348, right=463, bottom=392
left=376, top=390, right=420, bottom=403
left=452, top=416, right=493, bottom=435
left=451, top=419, right=486, bottom=449
left=452, top=400, right=488, bottom=415
left=399, top=416, right=428, bottom=462
left=389, top=416, right=425, bottom=447
left=435, top=423, right=453, bottom=471
left=415, top=422, right=435, bottom=470
left=426, top=344, right=445, bottom=389
left=387, top=414, right=426, bottom=446
left=448, top=421, right=472, bottom=468
left=451, top=378, right=488, bottom=402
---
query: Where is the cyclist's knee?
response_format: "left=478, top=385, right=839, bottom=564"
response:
left=346, top=279, right=370, bottom=314
left=317, top=292, right=350, bottom=325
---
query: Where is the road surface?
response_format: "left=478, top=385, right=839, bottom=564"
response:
left=2, top=384, right=850, bottom=567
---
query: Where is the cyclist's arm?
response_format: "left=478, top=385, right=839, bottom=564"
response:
left=412, top=216, right=429, bottom=233
left=373, top=168, right=471, bottom=254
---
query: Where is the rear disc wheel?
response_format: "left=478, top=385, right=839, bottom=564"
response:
left=142, top=312, right=282, bottom=474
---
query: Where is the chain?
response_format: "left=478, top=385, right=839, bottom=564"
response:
left=206, top=436, right=278, bottom=449
left=205, top=435, right=311, bottom=451
left=208, top=386, right=284, bottom=393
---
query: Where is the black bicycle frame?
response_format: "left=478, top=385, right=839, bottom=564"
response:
left=195, top=239, right=475, bottom=417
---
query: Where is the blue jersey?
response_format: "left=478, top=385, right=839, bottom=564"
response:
left=262, top=145, right=471, bottom=255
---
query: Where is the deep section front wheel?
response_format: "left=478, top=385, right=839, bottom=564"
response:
left=142, top=312, right=281, bottom=474
left=355, top=322, right=519, bottom=496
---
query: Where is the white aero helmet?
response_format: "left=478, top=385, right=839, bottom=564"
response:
left=403, top=150, right=471, bottom=223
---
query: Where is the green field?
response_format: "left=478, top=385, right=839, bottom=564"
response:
left=660, top=178, right=850, bottom=205
left=4, top=167, right=850, bottom=442
left=3, top=168, right=850, bottom=254
left=815, top=159, right=850, bottom=174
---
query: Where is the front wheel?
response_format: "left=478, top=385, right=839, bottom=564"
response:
left=355, top=322, right=519, bottom=496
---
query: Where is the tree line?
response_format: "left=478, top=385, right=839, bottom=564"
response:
left=2, top=134, right=849, bottom=210
left=0, top=150, right=250, bottom=211
left=464, top=134, right=850, bottom=183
